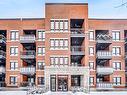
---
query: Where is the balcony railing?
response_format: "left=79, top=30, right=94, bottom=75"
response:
left=20, top=81, right=35, bottom=87
left=0, top=50, right=6, bottom=59
left=97, top=66, right=114, bottom=75
left=96, top=34, right=112, bottom=43
left=0, top=35, right=6, bottom=44
left=20, top=67, right=36, bottom=75
left=70, top=28, right=85, bottom=37
left=96, top=82, right=113, bottom=90
left=71, top=46, right=85, bottom=55
left=20, top=50, right=35, bottom=59
left=20, top=35, right=35, bottom=43
left=97, top=51, right=112, bottom=59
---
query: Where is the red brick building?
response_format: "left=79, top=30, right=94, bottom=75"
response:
left=0, top=3, right=126, bottom=91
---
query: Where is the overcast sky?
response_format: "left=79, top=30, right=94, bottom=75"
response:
left=0, top=0, right=127, bottom=18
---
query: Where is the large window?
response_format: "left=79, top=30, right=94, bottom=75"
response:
left=10, top=76, right=17, bottom=85
left=113, top=62, right=121, bottom=70
left=50, top=20, right=68, bottom=32
left=50, top=39, right=68, bottom=50
left=10, top=47, right=18, bottom=56
left=112, top=31, right=120, bottom=41
left=38, top=47, right=45, bottom=56
left=37, top=61, right=45, bottom=70
left=38, top=30, right=45, bottom=41
left=89, top=47, right=94, bottom=56
left=10, top=30, right=19, bottom=41
left=38, top=77, right=44, bottom=85
left=113, top=77, right=121, bottom=86
left=112, top=47, right=121, bottom=56
left=50, top=57, right=68, bottom=66
left=10, top=61, right=18, bottom=70
left=71, top=75, right=80, bottom=86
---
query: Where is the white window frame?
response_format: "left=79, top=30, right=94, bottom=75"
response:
left=89, top=77, right=94, bottom=86
left=10, top=46, right=18, bottom=56
left=89, top=61, right=94, bottom=70
left=10, top=30, right=19, bottom=41
left=113, top=77, right=121, bottom=86
left=10, top=61, right=18, bottom=70
left=113, top=61, right=121, bottom=70
left=38, top=47, right=45, bottom=56
left=112, top=46, right=121, bottom=56
left=89, top=46, right=94, bottom=56
left=38, top=30, right=45, bottom=41
left=89, top=30, right=94, bottom=41
left=112, top=30, right=120, bottom=41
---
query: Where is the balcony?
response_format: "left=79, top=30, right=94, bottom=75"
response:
left=20, top=67, right=35, bottom=75
left=20, top=35, right=35, bottom=43
left=0, top=50, right=6, bottom=59
left=71, top=46, right=85, bottom=55
left=0, top=67, right=5, bottom=74
left=96, top=34, right=112, bottom=44
left=20, top=81, right=35, bottom=87
left=70, top=28, right=85, bottom=37
left=96, top=82, right=113, bottom=90
left=0, top=35, right=6, bottom=44
left=20, top=51, right=35, bottom=59
left=97, top=67, right=114, bottom=75
left=97, top=51, right=112, bottom=59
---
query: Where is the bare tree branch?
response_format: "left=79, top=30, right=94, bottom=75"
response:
left=115, top=0, right=127, bottom=8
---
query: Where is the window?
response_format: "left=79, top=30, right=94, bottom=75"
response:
left=64, top=20, right=68, bottom=30
left=10, top=76, right=17, bottom=85
left=50, top=20, right=68, bottom=32
left=89, top=31, right=94, bottom=40
left=38, top=47, right=45, bottom=56
left=50, top=57, right=69, bottom=65
left=112, top=47, right=121, bottom=56
left=50, top=20, right=54, bottom=31
left=10, top=62, right=18, bottom=70
left=113, top=62, right=121, bottom=70
left=60, top=20, right=64, bottom=31
left=112, top=31, right=120, bottom=41
left=89, top=62, right=94, bottom=70
left=89, top=47, right=94, bottom=56
left=38, top=62, right=45, bottom=70
left=71, top=75, right=80, bottom=86
left=113, top=77, right=121, bottom=85
left=10, top=31, right=19, bottom=41
left=10, top=47, right=18, bottom=56
left=50, top=39, right=68, bottom=50
left=55, top=21, right=59, bottom=30
left=38, top=77, right=44, bottom=85
left=89, top=77, right=94, bottom=86
left=38, top=31, right=45, bottom=41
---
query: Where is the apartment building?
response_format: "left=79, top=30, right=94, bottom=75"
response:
left=0, top=2, right=126, bottom=91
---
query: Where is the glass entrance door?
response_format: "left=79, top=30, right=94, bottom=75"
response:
left=57, top=76, right=68, bottom=91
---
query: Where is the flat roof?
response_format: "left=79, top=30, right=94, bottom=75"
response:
left=89, top=18, right=127, bottom=20
left=46, top=3, right=88, bottom=5
left=0, top=18, right=44, bottom=20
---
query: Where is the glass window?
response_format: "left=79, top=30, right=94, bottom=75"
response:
left=55, top=21, right=59, bottom=30
left=64, top=57, right=68, bottom=65
left=10, top=62, right=18, bottom=70
left=64, top=39, right=68, bottom=48
left=89, top=62, right=94, bottom=70
left=10, top=31, right=19, bottom=41
left=112, top=47, right=121, bottom=56
left=38, top=31, right=45, bottom=41
left=113, top=77, right=121, bottom=85
left=89, top=31, right=94, bottom=40
left=64, top=21, right=68, bottom=30
left=113, top=62, right=121, bottom=70
left=38, top=62, right=45, bottom=70
left=89, top=77, right=94, bottom=86
left=51, top=20, right=54, bottom=31
left=38, top=47, right=45, bottom=56
left=10, top=47, right=18, bottom=56
left=89, top=47, right=94, bottom=56
left=112, top=31, right=120, bottom=41
left=38, top=77, right=44, bottom=85
left=10, top=76, right=17, bottom=85
left=60, top=21, right=64, bottom=30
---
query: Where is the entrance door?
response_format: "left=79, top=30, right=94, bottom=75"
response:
left=57, top=76, right=68, bottom=91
